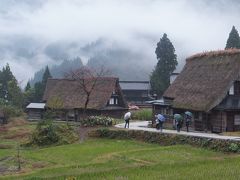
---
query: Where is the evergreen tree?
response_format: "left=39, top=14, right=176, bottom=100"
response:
left=150, top=33, right=177, bottom=96
left=25, top=81, right=31, bottom=92
left=33, top=66, right=52, bottom=102
left=0, top=64, right=23, bottom=107
left=225, top=26, right=240, bottom=49
left=8, top=79, right=23, bottom=107
left=34, top=82, right=43, bottom=102
left=42, top=66, right=52, bottom=86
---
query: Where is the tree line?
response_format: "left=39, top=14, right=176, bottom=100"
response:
left=0, top=65, right=52, bottom=109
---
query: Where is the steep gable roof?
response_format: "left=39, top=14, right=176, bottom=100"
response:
left=164, top=49, right=240, bottom=112
left=43, top=77, right=127, bottom=110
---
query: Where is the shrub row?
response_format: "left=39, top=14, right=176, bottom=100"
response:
left=80, top=116, right=114, bottom=127
left=92, top=128, right=240, bottom=153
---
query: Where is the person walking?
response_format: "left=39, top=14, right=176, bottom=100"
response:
left=124, top=111, right=131, bottom=128
left=174, top=114, right=183, bottom=132
left=184, top=111, right=193, bottom=132
left=155, top=114, right=165, bottom=132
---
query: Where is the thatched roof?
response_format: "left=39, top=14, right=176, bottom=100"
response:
left=164, top=49, right=240, bottom=112
left=43, top=77, right=127, bottom=110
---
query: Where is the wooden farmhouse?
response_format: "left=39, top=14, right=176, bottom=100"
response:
left=42, top=77, right=128, bottom=121
left=153, top=49, right=240, bottom=133
left=119, top=81, right=151, bottom=105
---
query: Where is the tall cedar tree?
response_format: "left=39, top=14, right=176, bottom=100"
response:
left=25, top=81, right=31, bottom=92
left=225, top=26, right=240, bottom=49
left=0, top=64, right=23, bottom=107
left=150, top=33, right=177, bottom=96
left=34, top=66, right=52, bottom=102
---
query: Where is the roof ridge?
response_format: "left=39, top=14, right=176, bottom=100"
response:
left=47, top=77, right=119, bottom=81
left=186, top=49, right=240, bottom=61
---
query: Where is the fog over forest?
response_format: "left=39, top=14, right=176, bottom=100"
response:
left=0, top=0, right=240, bottom=85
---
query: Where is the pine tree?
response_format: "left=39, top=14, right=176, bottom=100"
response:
left=25, top=81, right=31, bottom=92
left=8, top=79, right=23, bottom=107
left=42, top=66, right=52, bottom=86
left=0, top=64, right=23, bottom=107
left=150, top=33, right=178, bottom=96
left=225, top=26, right=240, bottom=49
left=33, top=66, right=52, bottom=102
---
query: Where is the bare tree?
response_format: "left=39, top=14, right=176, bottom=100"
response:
left=65, top=66, right=111, bottom=119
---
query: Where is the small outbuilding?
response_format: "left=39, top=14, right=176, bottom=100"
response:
left=26, top=103, right=46, bottom=120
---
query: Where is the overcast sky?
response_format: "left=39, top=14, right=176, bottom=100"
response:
left=0, top=0, right=240, bottom=85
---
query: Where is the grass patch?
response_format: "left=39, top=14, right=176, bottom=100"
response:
left=1, top=138, right=240, bottom=179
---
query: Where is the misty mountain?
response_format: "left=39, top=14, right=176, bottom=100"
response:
left=30, top=38, right=155, bottom=84
left=30, top=57, right=83, bottom=85
left=87, top=48, right=153, bottom=81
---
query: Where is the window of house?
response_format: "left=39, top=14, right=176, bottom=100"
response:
left=234, top=115, right=240, bottom=125
left=109, top=97, right=118, bottom=105
left=109, top=98, right=114, bottom=105
left=229, top=84, right=234, bottom=95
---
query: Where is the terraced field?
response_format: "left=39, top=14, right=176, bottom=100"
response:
left=1, top=120, right=240, bottom=179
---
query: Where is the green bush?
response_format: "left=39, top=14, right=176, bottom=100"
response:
left=81, top=116, right=114, bottom=127
left=229, top=143, right=239, bottom=152
left=132, top=109, right=152, bottom=120
left=26, top=120, right=78, bottom=146
left=1, top=105, right=23, bottom=120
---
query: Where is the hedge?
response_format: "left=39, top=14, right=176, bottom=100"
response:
left=90, top=128, right=240, bottom=153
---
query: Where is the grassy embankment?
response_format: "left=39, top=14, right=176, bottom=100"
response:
left=1, top=118, right=240, bottom=179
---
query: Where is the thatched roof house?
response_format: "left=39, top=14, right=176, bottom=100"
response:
left=155, top=49, right=240, bottom=132
left=43, top=77, right=128, bottom=120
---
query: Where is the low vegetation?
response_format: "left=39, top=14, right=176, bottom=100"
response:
left=25, top=120, right=79, bottom=147
left=132, top=108, right=152, bottom=120
left=80, top=116, right=114, bottom=127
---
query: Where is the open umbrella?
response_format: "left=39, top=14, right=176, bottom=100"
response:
left=174, top=114, right=183, bottom=122
left=185, top=111, right=193, bottom=117
left=157, top=114, right=165, bottom=122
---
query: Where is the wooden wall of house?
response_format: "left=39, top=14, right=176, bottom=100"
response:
left=27, top=109, right=43, bottom=120
left=100, top=109, right=127, bottom=119
left=226, top=112, right=240, bottom=131
left=210, top=111, right=227, bottom=133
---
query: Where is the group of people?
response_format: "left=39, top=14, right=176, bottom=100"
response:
left=123, top=111, right=193, bottom=133
left=155, top=111, right=193, bottom=132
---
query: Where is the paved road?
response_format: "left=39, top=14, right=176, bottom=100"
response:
left=115, top=121, right=240, bottom=141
